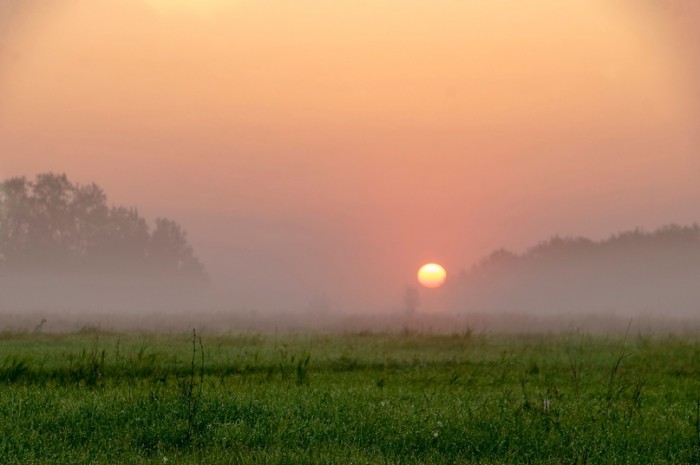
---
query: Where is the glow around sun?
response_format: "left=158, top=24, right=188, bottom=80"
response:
left=417, top=263, right=447, bottom=288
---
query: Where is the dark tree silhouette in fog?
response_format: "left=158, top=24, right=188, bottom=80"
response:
left=0, top=173, right=207, bottom=281
left=455, top=224, right=700, bottom=316
left=402, top=285, right=420, bottom=316
left=149, top=218, right=206, bottom=277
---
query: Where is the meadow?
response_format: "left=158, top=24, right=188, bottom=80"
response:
left=1, top=329, right=699, bottom=464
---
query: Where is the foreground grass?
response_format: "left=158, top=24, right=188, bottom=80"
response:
left=0, top=330, right=699, bottom=464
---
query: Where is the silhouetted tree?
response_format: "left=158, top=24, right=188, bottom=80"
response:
left=0, top=173, right=207, bottom=281
left=0, top=177, right=32, bottom=266
left=71, top=181, right=109, bottom=259
left=149, top=218, right=206, bottom=279
left=403, top=285, right=420, bottom=316
left=96, top=206, right=150, bottom=268
left=457, top=224, right=700, bottom=316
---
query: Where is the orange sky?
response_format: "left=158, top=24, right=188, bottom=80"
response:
left=1, top=0, right=699, bottom=311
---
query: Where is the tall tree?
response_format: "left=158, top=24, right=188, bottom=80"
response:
left=0, top=173, right=207, bottom=281
left=149, top=218, right=207, bottom=279
left=0, top=177, right=32, bottom=266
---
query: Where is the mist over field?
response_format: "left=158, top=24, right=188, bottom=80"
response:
left=2, top=175, right=700, bottom=333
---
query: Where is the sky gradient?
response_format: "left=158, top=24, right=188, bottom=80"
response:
left=1, top=0, right=699, bottom=312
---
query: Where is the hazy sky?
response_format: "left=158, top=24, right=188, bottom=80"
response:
left=1, top=0, right=699, bottom=312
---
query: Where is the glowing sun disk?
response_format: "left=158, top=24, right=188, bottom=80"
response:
left=417, top=263, right=446, bottom=288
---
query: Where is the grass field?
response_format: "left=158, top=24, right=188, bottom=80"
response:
left=1, top=329, right=699, bottom=464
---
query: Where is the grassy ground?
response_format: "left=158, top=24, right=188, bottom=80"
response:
left=1, top=329, right=699, bottom=464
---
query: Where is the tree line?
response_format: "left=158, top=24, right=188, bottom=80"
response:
left=454, top=224, right=700, bottom=315
left=0, top=173, right=207, bottom=281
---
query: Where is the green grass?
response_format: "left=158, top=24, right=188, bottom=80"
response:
left=1, top=329, right=699, bottom=464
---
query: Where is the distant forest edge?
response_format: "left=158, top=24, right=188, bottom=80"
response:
left=0, top=173, right=207, bottom=281
left=455, top=224, right=700, bottom=316
left=3, top=173, right=700, bottom=317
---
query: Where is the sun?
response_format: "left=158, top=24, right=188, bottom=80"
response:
left=417, top=263, right=446, bottom=289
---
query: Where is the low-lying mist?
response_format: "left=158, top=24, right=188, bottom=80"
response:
left=2, top=173, right=700, bottom=334
left=448, top=225, right=700, bottom=318
left=9, top=268, right=700, bottom=335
